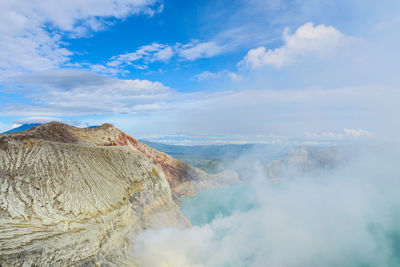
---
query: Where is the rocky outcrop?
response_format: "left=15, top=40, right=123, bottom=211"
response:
left=266, top=145, right=353, bottom=183
left=0, top=122, right=238, bottom=266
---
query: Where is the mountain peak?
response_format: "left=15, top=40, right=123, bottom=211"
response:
left=97, top=123, right=115, bottom=129
left=1, top=121, right=238, bottom=197
left=1, top=121, right=123, bottom=146
left=0, top=120, right=238, bottom=265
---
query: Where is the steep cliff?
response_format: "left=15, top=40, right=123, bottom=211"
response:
left=0, top=122, right=238, bottom=266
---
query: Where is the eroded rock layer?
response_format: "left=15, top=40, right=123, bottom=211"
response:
left=0, top=122, right=238, bottom=266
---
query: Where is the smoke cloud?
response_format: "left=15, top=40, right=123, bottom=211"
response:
left=132, top=146, right=400, bottom=266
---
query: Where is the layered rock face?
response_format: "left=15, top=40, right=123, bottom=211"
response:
left=0, top=122, right=238, bottom=266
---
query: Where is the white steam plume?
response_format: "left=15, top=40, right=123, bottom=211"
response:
left=132, top=146, right=400, bottom=267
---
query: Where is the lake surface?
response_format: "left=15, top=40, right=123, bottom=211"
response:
left=180, top=183, right=400, bottom=266
left=181, top=184, right=256, bottom=226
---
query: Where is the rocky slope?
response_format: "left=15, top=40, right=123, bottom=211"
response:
left=266, top=145, right=354, bottom=183
left=0, top=122, right=238, bottom=266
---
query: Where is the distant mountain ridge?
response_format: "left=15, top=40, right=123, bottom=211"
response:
left=140, top=140, right=288, bottom=161
left=141, top=140, right=289, bottom=174
left=1, top=123, right=100, bottom=134
left=1, top=123, right=41, bottom=134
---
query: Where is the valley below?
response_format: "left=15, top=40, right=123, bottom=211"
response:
left=0, top=122, right=399, bottom=267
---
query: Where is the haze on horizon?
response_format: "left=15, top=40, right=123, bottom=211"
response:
left=0, top=0, right=398, bottom=145
left=1, top=2, right=400, bottom=266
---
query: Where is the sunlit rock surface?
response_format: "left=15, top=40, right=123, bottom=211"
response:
left=0, top=122, right=238, bottom=266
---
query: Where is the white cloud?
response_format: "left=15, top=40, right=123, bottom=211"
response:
left=0, top=0, right=161, bottom=79
left=153, top=46, right=174, bottom=61
left=139, top=132, right=279, bottom=145
left=105, top=40, right=225, bottom=72
left=227, top=72, right=242, bottom=81
left=304, top=131, right=345, bottom=140
left=170, top=85, right=395, bottom=140
left=11, top=124, right=21, bottom=129
left=239, top=22, right=352, bottom=69
left=305, top=128, right=373, bottom=140
left=107, top=43, right=174, bottom=69
left=193, top=70, right=242, bottom=82
left=105, top=84, right=397, bottom=140
left=1, top=68, right=395, bottom=141
left=133, top=149, right=400, bottom=266
left=14, top=117, right=63, bottom=124
left=178, top=41, right=224, bottom=61
left=344, top=128, right=373, bottom=138
left=2, top=69, right=172, bottom=116
left=132, top=103, right=166, bottom=112
left=193, top=71, right=222, bottom=81
left=90, top=64, right=130, bottom=75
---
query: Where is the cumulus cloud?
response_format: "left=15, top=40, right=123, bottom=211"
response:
left=239, top=22, right=352, bottom=69
left=0, top=0, right=162, bottom=79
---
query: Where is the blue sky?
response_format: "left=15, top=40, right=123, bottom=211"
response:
left=0, top=0, right=399, bottom=144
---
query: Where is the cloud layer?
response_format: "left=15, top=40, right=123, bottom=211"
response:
left=2, top=69, right=171, bottom=116
left=0, top=0, right=399, bottom=143
left=104, top=41, right=225, bottom=73
left=3, top=69, right=395, bottom=141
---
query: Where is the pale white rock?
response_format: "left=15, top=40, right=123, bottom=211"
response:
left=0, top=122, right=237, bottom=266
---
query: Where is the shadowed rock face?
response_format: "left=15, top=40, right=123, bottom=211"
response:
left=0, top=122, right=238, bottom=266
